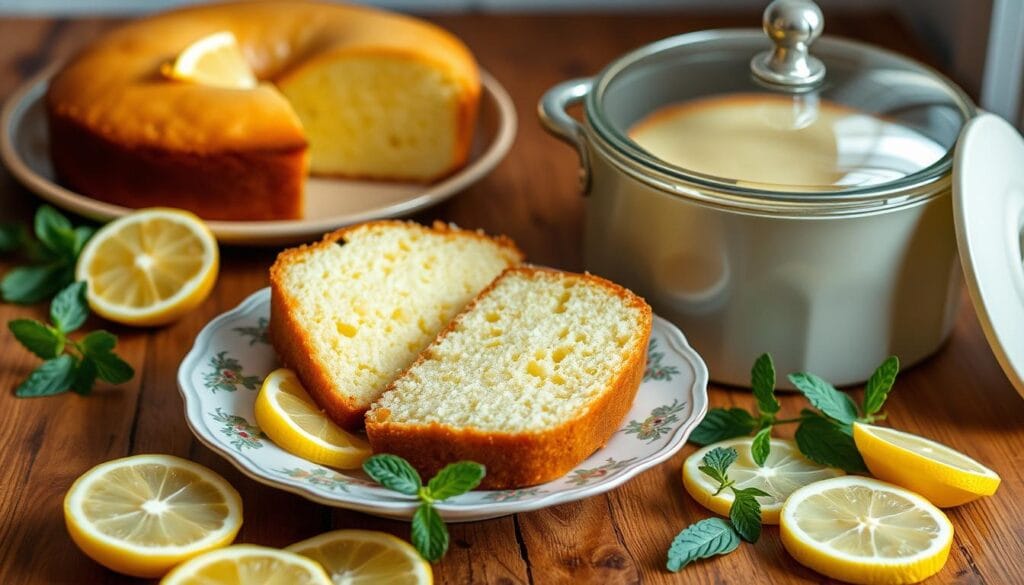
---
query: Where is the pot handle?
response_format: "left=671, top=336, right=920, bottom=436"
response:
left=538, top=78, right=594, bottom=193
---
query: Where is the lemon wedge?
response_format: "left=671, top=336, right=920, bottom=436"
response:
left=287, top=530, right=432, bottom=584
left=255, top=368, right=372, bottom=469
left=75, top=208, right=218, bottom=327
left=164, top=31, right=257, bottom=89
left=781, top=476, right=953, bottom=585
left=160, top=545, right=332, bottom=585
left=853, top=422, right=1000, bottom=507
left=683, top=437, right=844, bottom=524
left=63, top=454, right=242, bottom=578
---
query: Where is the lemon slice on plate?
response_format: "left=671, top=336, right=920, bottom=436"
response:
left=853, top=422, right=1001, bottom=507
left=161, top=545, right=331, bottom=585
left=781, top=476, right=953, bottom=585
left=164, top=31, right=257, bottom=89
left=255, top=368, right=372, bottom=469
left=287, top=530, right=432, bottom=584
left=683, top=437, right=844, bottom=524
left=76, top=208, right=219, bottom=327
left=63, top=454, right=242, bottom=578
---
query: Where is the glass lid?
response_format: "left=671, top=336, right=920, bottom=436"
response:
left=587, top=0, right=975, bottom=199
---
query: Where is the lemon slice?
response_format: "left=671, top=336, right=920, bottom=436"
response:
left=76, top=208, right=219, bottom=327
left=255, top=368, right=372, bottom=469
left=160, top=545, right=332, bottom=585
left=164, top=31, right=257, bottom=89
left=781, top=476, right=953, bottom=585
left=683, top=437, right=844, bottom=524
left=287, top=530, right=432, bottom=584
left=853, top=422, right=1001, bottom=507
left=63, top=454, right=242, bottom=578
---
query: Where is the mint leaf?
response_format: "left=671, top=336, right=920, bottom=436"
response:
left=666, top=517, right=740, bottom=572
left=795, top=415, right=866, bottom=472
left=1, top=263, right=72, bottom=304
left=788, top=372, right=859, bottom=424
left=14, top=354, right=76, bottom=397
left=750, top=426, right=772, bottom=467
left=698, top=446, right=738, bottom=488
left=862, top=356, right=899, bottom=417
left=71, top=358, right=98, bottom=395
left=81, top=330, right=116, bottom=354
left=363, top=454, right=422, bottom=495
left=8, top=319, right=62, bottom=359
left=411, top=503, right=448, bottom=562
left=425, top=461, right=485, bottom=501
left=751, top=353, right=779, bottom=415
left=34, top=205, right=76, bottom=257
left=689, top=408, right=757, bottom=445
left=72, top=226, right=95, bottom=255
left=89, top=350, right=133, bottom=384
left=729, top=487, right=768, bottom=543
left=0, top=222, right=26, bottom=253
left=50, top=281, right=88, bottom=333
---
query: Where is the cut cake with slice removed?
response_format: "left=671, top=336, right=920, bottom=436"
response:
left=365, top=267, right=653, bottom=489
left=269, top=221, right=522, bottom=430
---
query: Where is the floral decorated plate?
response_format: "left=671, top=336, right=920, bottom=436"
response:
left=177, top=288, right=709, bottom=522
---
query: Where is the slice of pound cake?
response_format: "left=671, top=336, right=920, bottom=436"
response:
left=365, top=267, right=653, bottom=489
left=270, top=221, right=522, bottom=429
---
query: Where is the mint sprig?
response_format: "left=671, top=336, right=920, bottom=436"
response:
left=8, top=281, right=134, bottom=397
left=689, top=354, right=900, bottom=472
left=1, top=206, right=94, bottom=304
left=667, top=447, right=768, bottom=572
left=363, top=454, right=485, bottom=562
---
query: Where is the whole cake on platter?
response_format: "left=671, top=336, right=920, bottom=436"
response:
left=45, top=0, right=481, bottom=221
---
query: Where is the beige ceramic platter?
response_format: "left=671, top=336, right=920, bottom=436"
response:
left=0, top=67, right=516, bottom=245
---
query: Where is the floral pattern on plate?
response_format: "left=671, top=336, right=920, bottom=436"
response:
left=178, top=288, right=708, bottom=522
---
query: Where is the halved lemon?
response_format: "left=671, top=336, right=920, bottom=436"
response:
left=781, top=476, right=953, bottom=585
left=683, top=437, right=844, bottom=524
left=164, top=31, right=257, bottom=89
left=160, top=545, right=332, bottom=585
left=853, top=422, right=1001, bottom=507
left=255, top=368, right=372, bottom=469
left=64, top=454, right=242, bottom=578
left=76, top=208, right=219, bottom=327
left=287, top=530, right=432, bottom=584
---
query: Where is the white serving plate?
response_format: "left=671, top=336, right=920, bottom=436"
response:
left=177, top=287, right=709, bottom=522
left=0, top=67, right=516, bottom=245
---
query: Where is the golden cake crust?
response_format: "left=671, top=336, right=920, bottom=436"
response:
left=269, top=221, right=523, bottom=430
left=46, top=0, right=481, bottom=220
left=365, top=267, right=654, bottom=489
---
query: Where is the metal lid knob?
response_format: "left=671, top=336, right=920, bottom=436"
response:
left=751, top=0, right=826, bottom=90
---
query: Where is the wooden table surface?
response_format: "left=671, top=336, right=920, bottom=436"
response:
left=2, top=10, right=1023, bottom=585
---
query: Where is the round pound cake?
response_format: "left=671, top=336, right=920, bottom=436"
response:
left=46, top=1, right=481, bottom=221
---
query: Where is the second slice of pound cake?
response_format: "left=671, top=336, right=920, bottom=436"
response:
left=270, top=221, right=522, bottom=429
left=365, top=267, right=653, bottom=489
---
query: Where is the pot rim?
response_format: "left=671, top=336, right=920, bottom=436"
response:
left=583, top=29, right=977, bottom=214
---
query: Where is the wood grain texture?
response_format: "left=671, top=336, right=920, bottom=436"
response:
left=1, top=11, right=1021, bottom=585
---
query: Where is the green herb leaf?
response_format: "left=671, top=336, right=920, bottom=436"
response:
left=751, top=353, right=779, bottom=415
left=81, top=330, right=116, bottom=354
left=689, top=408, right=757, bottom=445
left=1, top=263, right=72, bottom=304
left=750, top=426, right=772, bottom=467
left=50, top=281, right=88, bottom=333
left=71, top=358, right=98, bottom=396
left=698, top=446, right=738, bottom=487
left=0, top=222, right=26, bottom=253
left=72, top=226, right=95, bottom=255
left=729, top=487, right=768, bottom=543
left=14, top=354, right=76, bottom=397
left=788, top=372, right=859, bottom=424
left=34, top=205, right=76, bottom=257
left=794, top=415, right=867, bottom=473
left=425, top=461, right=485, bottom=501
left=8, top=319, right=62, bottom=359
left=411, top=503, right=448, bottom=562
left=89, top=350, right=134, bottom=384
left=862, top=356, right=900, bottom=417
left=362, top=454, right=423, bottom=495
left=666, top=517, right=741, bottom=572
